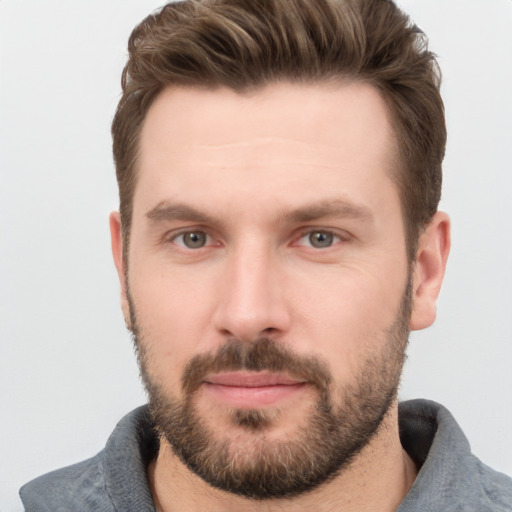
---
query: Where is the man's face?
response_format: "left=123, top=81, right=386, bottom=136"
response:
left=120, top=82, right=413, bottom=497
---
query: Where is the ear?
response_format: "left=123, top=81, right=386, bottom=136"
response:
left=109, top=211, right=131, bottom=328
left=409, top=211, right=451, bottom=331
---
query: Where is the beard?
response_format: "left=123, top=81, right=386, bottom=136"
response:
left=128, top=282, right=412, bottom=500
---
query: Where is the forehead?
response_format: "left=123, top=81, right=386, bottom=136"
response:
left=140, top=81, right=396, bottom=152
left=135, top=82, right=400, bottom=218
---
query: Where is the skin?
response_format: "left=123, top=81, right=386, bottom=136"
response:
left=110, top=82, right=450, bottom=511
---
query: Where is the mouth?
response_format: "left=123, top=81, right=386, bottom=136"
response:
left=202, top=372, right=308, bottom=408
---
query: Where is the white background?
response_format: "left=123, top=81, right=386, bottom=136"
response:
left=1, top=1, right=511, bottom=509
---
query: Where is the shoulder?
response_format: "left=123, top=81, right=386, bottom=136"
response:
left=19, top=452, right=113, bottom=512
left=399, top=399, right=512, bottom=512
left=19, top=406, right=158, bottom=512
left=471, top=460, right=512, bottom=512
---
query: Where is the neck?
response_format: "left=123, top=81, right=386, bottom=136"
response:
left=148, top=403, right=417, bottom=512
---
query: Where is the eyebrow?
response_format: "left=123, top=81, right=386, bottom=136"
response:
left=146, top=202, right=217, bottom=225
left=145, top=198, right=373, bottom=227
left=280, top=199, right=373, bottom=224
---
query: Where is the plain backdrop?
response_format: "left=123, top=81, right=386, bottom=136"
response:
left=1, top=1, right=511, bottom=509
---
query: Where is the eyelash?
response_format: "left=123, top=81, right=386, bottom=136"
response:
left=295, top=229, right=343, bottom=249
left=170, top=230, right=215, bottom=249
left=165, top=227, right=348, bottom=251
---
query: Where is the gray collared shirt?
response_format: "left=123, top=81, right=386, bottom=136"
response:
left=20, top=400, right=512, bottom=511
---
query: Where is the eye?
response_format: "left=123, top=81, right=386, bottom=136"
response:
left=297, top=230, right=340, bottom=249
left=173, top=231, right=210, bottom=249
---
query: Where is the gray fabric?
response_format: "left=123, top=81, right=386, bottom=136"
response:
left=20, top=406, right=157, bottom=512
left=20, top=399, right=512, bottom=511
left=397, top=401, right=512, bottom=511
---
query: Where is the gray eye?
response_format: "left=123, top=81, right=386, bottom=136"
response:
left=309, top=231, right=334, bottom=248
left=181, top=231, right=207, bottom=249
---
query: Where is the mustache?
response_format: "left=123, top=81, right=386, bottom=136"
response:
left=181, top=338, right=332, bottom=396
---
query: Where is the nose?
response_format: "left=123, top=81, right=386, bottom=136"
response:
left=212, top=242, right=291, bottom=342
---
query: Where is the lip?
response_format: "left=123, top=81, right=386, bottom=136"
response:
left=202, top=372, right=307, bottom=408
left=205, top=372, right=305, bottom=387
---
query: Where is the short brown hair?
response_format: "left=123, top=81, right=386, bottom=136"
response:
left=112, top=0, right=446, bottom=261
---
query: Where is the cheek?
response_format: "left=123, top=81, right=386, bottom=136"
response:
left=129, top=265, right=218, bottom=390
left=290, top=263, right=407, bottom=376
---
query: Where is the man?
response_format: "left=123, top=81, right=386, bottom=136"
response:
left=19, top=0, right=512, bottom=510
